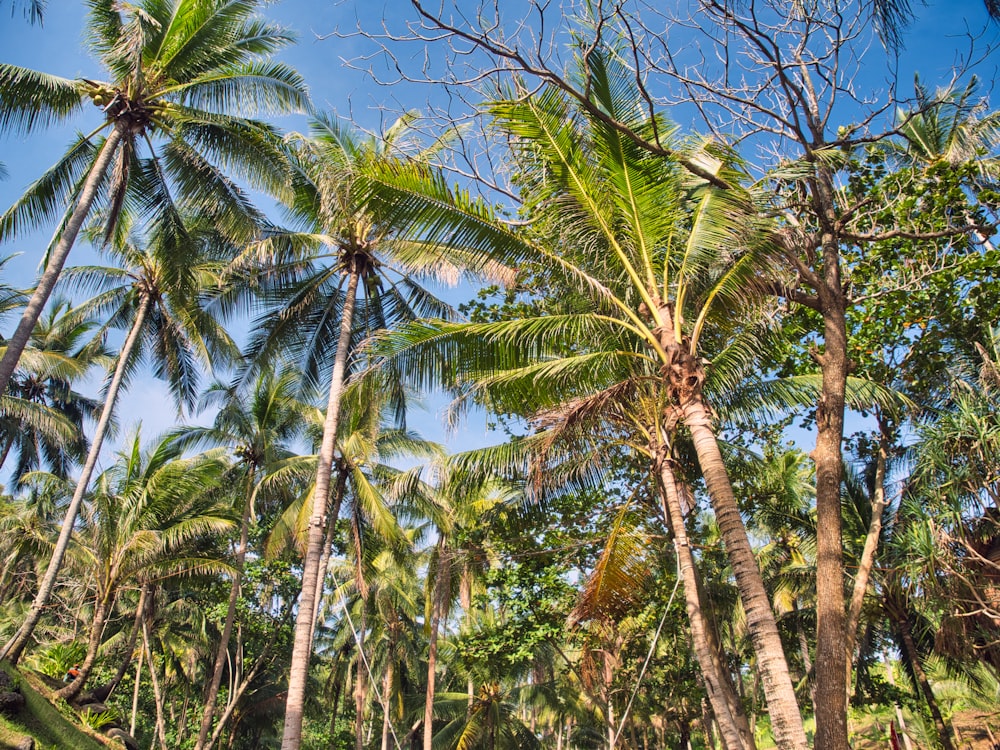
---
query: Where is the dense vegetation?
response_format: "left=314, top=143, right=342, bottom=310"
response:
left=0, top=1, right=998, bottom=749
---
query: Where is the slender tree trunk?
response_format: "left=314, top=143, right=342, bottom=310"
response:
left=380, top=646, right=394, bottom=750
left=307, top=469, right=348, bottom=657
left=2, top=294, right=151, bottom=665
left=106, top=585, right=150, bottom=700
left=0, top=127, right=124, bottom=396
left=679, top=390, right=807, bottom=750
left=354, top=614, right=369, bottom=750
left=882, top=654, right=915, bottom=750
left=195, top=470, right=255, bottom=750
left=656, top=456, right=755, bottom=750
left=845, top=420, right=891, bottom=677
left=58, top=594, right=111, bottom=701
left=894, top=611, right=954, bottom=750
left=281, top=265, right=361, bottom=750
left=130, top=640, right=143, bottom=737
left=143, top=615, right=168, bottom=750
left=423, top=540, right=449, bottom=750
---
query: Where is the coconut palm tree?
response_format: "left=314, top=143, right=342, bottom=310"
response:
left=0, top=298, right=108, bottom=481
left=0, top=0, right=310, bottom=396
left=373, top=51, right=808, bottom=749
left=1, top=222, right=238, bottom=664
left=239, top=113, right=506, bottom=750
left=179, top=369, right=312, bottom=750
left=57, top=428, right=233, bottom=701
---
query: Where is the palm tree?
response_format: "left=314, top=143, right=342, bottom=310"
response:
left=178, top=369, right=311, bottom=750
left=0, top=0, right=309, bottom=396
left=1, top=223, right=238, bottom=664
left=374, top=52, right=808, bottom=749
left=57, top=428, right=233, bottom=701
left=0, top=298, right=108, bottom=481
left=242, top=113, right=506, bottom=750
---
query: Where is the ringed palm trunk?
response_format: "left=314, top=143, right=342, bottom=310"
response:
left=0, top=127, right=124, bottom=396
left=656, top=454, right=755, bottom=750
left=281, top=264, right=361, bottom=750
left=195, top=469, right=256, bottom=750
left=1, top=292, right=152, bottom=664
left=673, top=371, right=807, bottom=750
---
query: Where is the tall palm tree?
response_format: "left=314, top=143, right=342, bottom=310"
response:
left=375, top=52, right=808, bottom=749
left=57, top=429, right=233, bottom=701
left=178, top=369, right=312, bottom=750
left=1, top=222, right=238, bottom=664
left=0, top=0, right=310, bottom=396
left=244, top=113, right=506, bottom=750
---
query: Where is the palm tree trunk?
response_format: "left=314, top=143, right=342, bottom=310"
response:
left=0, top=127, right=124, bottom=396
left=679, top=389, right=807, bottom=750
left=2, top=293, right=151, bottom=665
left=894, top=611, right=955, bottom=750
left=195, top=469, right=255, bottom=750
left=106, top=585, right=150, bottom=700
left=143, top=614, right=168, bottom=750
left=281, top=264, right=361, bottom=750
left=354, top=611, right=369, bottom=750
left=307, top=468, right=348, bottom=657
left=845, top=420, right=890, bottom=675
left=57, top=593, right=111, bottom=701
left=423, top=541, right=449, bottom=750
left=380, top=644, right=394, bottom=750
left=657, top=456, right=755, bottom=750
left=130, top=640, right=143, bottom=737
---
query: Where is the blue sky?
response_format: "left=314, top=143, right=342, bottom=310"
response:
left=0, top=0, right=997, bottom=474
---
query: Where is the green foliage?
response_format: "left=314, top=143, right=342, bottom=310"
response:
left=78, top=706, right=118, bottom=730
left=29, top=641, right=85, bottom=680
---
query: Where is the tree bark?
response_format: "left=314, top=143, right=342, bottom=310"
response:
left=0, top=127, right=124, bottom=396
left=143, top=614, right=169, bottom=750
left=679, top=391, right=807, bottom=750
left=812, top=254, right=850, bottom=750
left=307, top=468, right=348, bottom=657
left=354, top=614, right=369, bottom=750
left=57, top=594, right=111, bottom=701
left=195, top=470, right=255, bottom=750
left=380, top=642, right=394, bottom=750
left=281, top=265, right=361, bottom=750
left=2, top=293, right=151, bottom=665
left=894, top=611, right=955, bottom=750
left=845, top=421, right=891, bottom=676
left=656, top=456, right=755, bottom=750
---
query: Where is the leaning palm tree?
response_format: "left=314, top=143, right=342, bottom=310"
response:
left=0, top=0, right=310, bottom=396
left=239, top=113, right=507, bottom=750
left=1, top=222, right=238, bottom=664
left=373, top=52, right=808, bottom=749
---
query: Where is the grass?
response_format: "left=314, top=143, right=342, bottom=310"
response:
left=0, top=662, right=108, bottom=750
